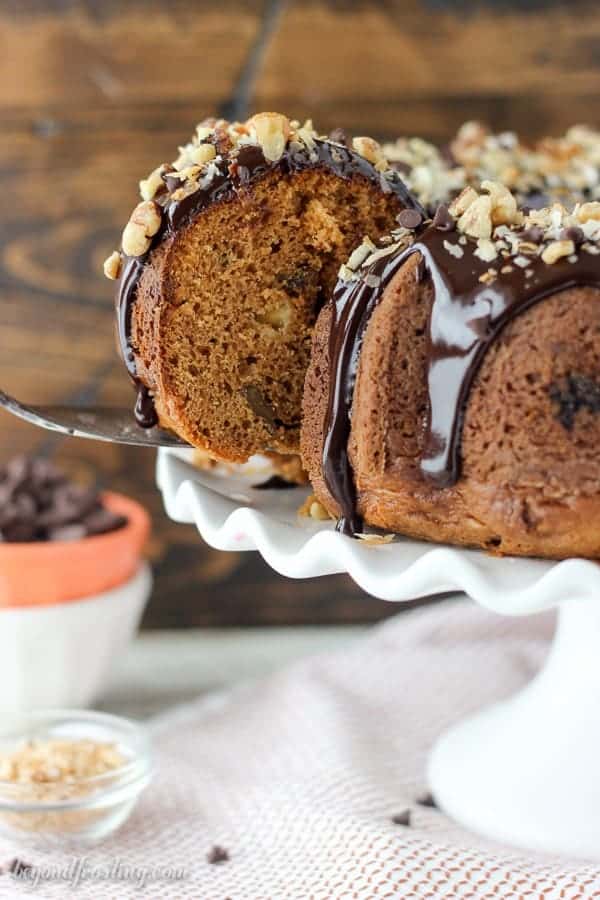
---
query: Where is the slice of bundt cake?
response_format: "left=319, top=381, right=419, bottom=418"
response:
left=104, top=113, right=421, bottom=462
left=302, top=182, right=600, bottom=559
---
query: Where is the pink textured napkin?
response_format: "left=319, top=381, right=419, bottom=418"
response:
left=2, top=599, right=600, bottom=899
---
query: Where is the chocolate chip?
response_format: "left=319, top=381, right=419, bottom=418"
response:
left=432, top=204, right=455, bottom=231
left=391, top=809, right=411, bottom=826
left=549, top=374, right=600, bottom=430
left=253, top=476, right=297, bottom=491
left=0, top=456, right=127, bottom=543
left=520, top=226, right=544, bottom=244
left=207, top=845, right=229, bottom=865
left=396, top=208, right=423, bottom=230
left=560, top=225, right=584, bottom=246
left=416, top=791, right=438, bottom=808
left=242, top=385, right=278, bottom=428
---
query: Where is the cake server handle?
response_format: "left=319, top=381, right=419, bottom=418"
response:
left=0, top=389, right=190, bottom=448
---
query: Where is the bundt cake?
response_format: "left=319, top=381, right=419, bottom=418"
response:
left=383, top=122, right=600, bottom=213
left=104, top=113, right=421, bottom=462
left=301, top=182, right=600, bottom=559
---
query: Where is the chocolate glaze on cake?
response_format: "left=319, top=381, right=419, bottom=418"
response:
left=115, top=137, right=423, bottom=429
left=323, top=202, right=600, bottom=535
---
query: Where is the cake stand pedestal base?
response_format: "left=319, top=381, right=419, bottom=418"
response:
left=428, top=595, right=600, bottom=860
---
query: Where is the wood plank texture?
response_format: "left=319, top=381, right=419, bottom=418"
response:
left=1, top=0, right=597, bottom=626
left=255, top=0, right=600, bottom=139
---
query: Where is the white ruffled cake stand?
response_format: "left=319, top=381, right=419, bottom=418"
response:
left=157, top=447, right=600, bottom=861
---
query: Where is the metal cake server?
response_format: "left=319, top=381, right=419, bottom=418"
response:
left=0, top=389, right=190, bottom=448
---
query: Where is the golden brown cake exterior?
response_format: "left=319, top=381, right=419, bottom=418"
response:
left=104, top=114, right=420, bottom=462
left=302, top=184, right=600, bottom=559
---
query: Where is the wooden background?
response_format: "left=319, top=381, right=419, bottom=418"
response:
left=1, top=0, right=598, bottom=627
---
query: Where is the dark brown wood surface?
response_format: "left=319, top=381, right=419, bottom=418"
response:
left=0, top=0, right=595, bottom=626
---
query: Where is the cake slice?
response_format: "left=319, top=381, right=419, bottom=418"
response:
left=104, top=113, right=421, bottom=462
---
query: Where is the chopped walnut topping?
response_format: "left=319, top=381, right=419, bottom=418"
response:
left=346, top=237, right=377, bottom=271
left=457, top=195, right=493, bottom=239
left=121, top=200, right=161, bottom=257
left=187, top=144, right=217, bottom=167
left=474, top=238, right=497, bottom=262
left=386, top=122, right=600, bottom=212
left=292, top=118, right=318, bottom=151
left=577, top=201, right=600, bottom=223
left=355, top=532, right=395, bottom=544
left=541, top=239, right=575, bottom=264
left=113, top=112, right=401, bottom=278
left=443, top=239, right=464, bottom=259
left=139, top=164, right=168, bottom=201
left=481, top=180, right=522, bottom=226
left=478, top=269, right=497, bottom=284
left=103, top=250, right=121, bottom=280
left=246, top=112, right=291, bottom=163
left=449, top=187, right=479, bottom=217
left=352, top=136, right=388, bottom=172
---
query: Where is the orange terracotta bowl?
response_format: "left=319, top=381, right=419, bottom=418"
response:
left=0, top=492, right=150, bottom=608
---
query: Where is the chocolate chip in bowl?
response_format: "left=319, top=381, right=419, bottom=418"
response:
left=0, top=455, right=127, bottom=544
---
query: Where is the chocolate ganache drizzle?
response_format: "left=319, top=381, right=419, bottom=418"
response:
left=116, top=137, right=422, bottom=429
left=323, top=209, right=600, bottom=536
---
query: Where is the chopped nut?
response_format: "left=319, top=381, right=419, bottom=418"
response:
left=0, top=738, right=127, bottom=835
left=130, top=200, right=161, bottom=235
left=338, top=263, right=356, bottom=283
left=103, top=250, right=122, bottom=280
left=122, top=200, right=162, bottom=257
left=474, top=238, right=497, bottom=262
left=139, top=165, right=167, bottom=201
left=481, top=180, right=521, bottom=226
left=293, top=118, right=318, bottom=150
left=478, top=269, right=497, bottom=284
left=355, top=532, right=395, bottom=544
left=577, top=202, right=600, bottom=223
left=188, top=143, right=217, bottom=166
left=122, top=221, right=150, bottom=257
left=541, top=239, right=575, bottom=264
left=457, top=195, right=493, bottom=239
left=448, top=186, right=478, bottom=217
left=443, top=240, right=464, bottom=259
left=352, top=136, right=388, bottom=171
left=347, top=237, right=376, bottom=271
left=247, top=112, right=291, bottom=163
left=195, top=125, right=215, bottom=142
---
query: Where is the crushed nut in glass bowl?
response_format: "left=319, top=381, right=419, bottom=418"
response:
left=0, top=711, right=153, bottom=846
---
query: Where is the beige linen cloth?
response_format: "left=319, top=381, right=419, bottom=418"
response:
left=2, top=599, right=600, bottom=899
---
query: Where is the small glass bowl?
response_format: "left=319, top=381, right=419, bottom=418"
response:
left=0, top=710, right=153, bottom=846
